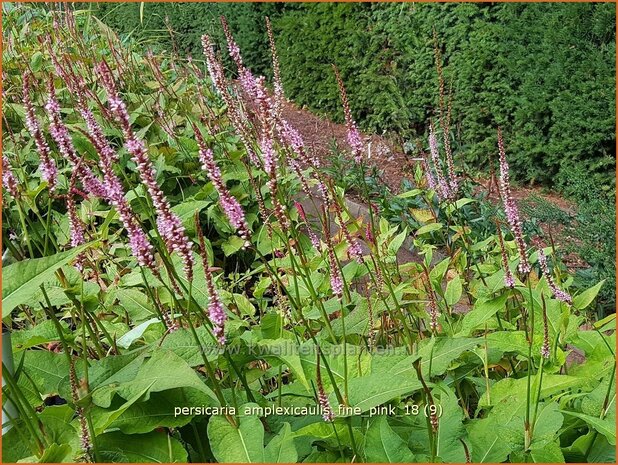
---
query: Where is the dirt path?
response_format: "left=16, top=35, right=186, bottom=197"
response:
left=280, top=100, right=411, bottom=193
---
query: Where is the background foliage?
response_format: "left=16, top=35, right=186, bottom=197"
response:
left=86, top=2, right=616, bottom=190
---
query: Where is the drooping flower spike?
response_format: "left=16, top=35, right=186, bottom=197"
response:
left=201, top=34, right=260, bottom=167
left=97, top=61, right=194, bottom=282
left=2, top=155, right=19, bottom=199
left=497, top=128, right=531, bottom=275
left=45, top=78, right=107, bottom=199
left=537, top=246, right=572, bottom=305
left=315, top=350, right=334, bottom=422
left=496, top=224, right=515, bottom=289
left=73, top=83, right=156, bottom=272
left=23, top=71, right=58, bottom=191
left=196, top=214, right=227, bottom=345
left=333, top=65, right=364, bottom=164
left=194, top=124, right=251, bottom=247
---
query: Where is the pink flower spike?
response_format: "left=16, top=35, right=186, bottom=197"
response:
left=23, top=72, right=57, bottom=191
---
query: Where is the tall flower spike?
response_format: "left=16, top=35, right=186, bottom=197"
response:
left=194, top=125, right=251, bottom=247
left=540, top=294, right=551, bottom=359
left=333, top=65, right=363, bottom=164
left=201, top=34, right=260, bottom=167
left=497, top=128, right=531, bottom=274
left=45, top=79, right=107, bottom=199
left=496, top=225, right=515, bottom=288
left=324, top=225, right=344, bottom=299
left=23, top=72, right=57, bottom=191
left=196, top=214, right=227, bottom=345
left=67, top=168, right=86, bottom=272
left=316, top=351, right=334, bottom=422
left=537, top=246, right=572, bottom=304
left=259, top=136, right=290, bottom=231
left=98, top=62, right=194, bottom=282
left=266, top=16, right=284, bottom=121
left=428, top=122, right=451, bottom=200
left=2, top=155, right=19, bottom=198
left=424, top=272, right=440, bottom=333
left=77, top=97, right=156, bottom=273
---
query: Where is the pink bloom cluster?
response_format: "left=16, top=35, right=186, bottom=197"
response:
left=98, top=62, right=194, bottom=281
left=201, top=34, right=260, bottom=167
left=497, top=129, right=531, bottom=274
left=315, top=355, right=334, bottom=422
left=195, top=127, right=251, bottom=247
left=497, top=227, right=515, bottom=288
left=45, top=81, right=107, bottom=198
left=333, top=66, right=364, bottom=164
left=79, top=101, right=156, bottom=271
left=426, top=122, right=458, bottom=201
left=327, top=243, right=343, bottom=299
left=2, top=155, right=19, bottom=198
left=318, top=389, right=334, bottom=422
left=197, top=222, right=227, bottom=345
left=537, top=247, right=572, bottom=304
left=23, top=72, right=57, bottom=191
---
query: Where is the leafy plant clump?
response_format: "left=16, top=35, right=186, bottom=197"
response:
left=2, top=6, right=615, bottom=464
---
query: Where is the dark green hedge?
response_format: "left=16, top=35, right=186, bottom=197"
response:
left=81, top=2, right=616, bottom=190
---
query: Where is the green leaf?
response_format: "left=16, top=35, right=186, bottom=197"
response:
left=445, top=274, right=463, bottom=306
left=334, top=373, right=422, bottom=415
left=396, top=188, right=422, bottom=199
left=221, top=235, right=246, bottom=256
left=90, top=349, right=218, bottom=408
left=171, top=200, right=210, bottom=235
left=258, top=339, right=310, bottom=390
left=457, top=294, right=508, bottom=337
left=22, top=350, right=70, bottom=397
left=434, top=385, right=467, bottom=462
left=416, top=223, right=443, bottom=235
left=573, top=280, right=605, bottom=310
left=208, top=410, right=265, bottom=463
left=561, top=411, right=616, bottom=445
left=264, top=423, right=298, bottom=463
left=112, top=288, right=157, bottom=322
left=116, top=318, right=162, bottom=349
left=2, top=243, right=93, bottom=317
left=97, top=430, right=188, bottom=462
left=364, top=416, right=416, bottom=462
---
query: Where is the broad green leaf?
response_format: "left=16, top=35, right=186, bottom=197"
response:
left=364, top=416, right=416, bottom=462
left=22, top=350, right=70, bottom=397
left=208, top=410, right=265, bottom=463
left=116, top=318, right=162, bottom=349
left=561, top=411, right=616, bottom=445
left=258, top=339, right=310, bottom=390
left=573, top=280, right=605, bottom=310
left=97, top=430, right=188, bottom=462
left=2, top=243, right=93, bottom=317
left=457, top=294, right=508, bottom=337
left=434, top=385, right=467, bottom=462
left=112, top=288, right=156, bottom=322
left=264, top=423, right=297, bottom=463
left=445, top=274, right=463, bottom=306
left=90, top=349, right=218, bottom=408
left=333, top=373, right=422, bottom=415
left=222, top=235, right=246, bottom=256
left=396, top=188, right=422, bottom=199
left=416, top=223, right=443, bottom=235
left=171, top=200, right=210, bottom=234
